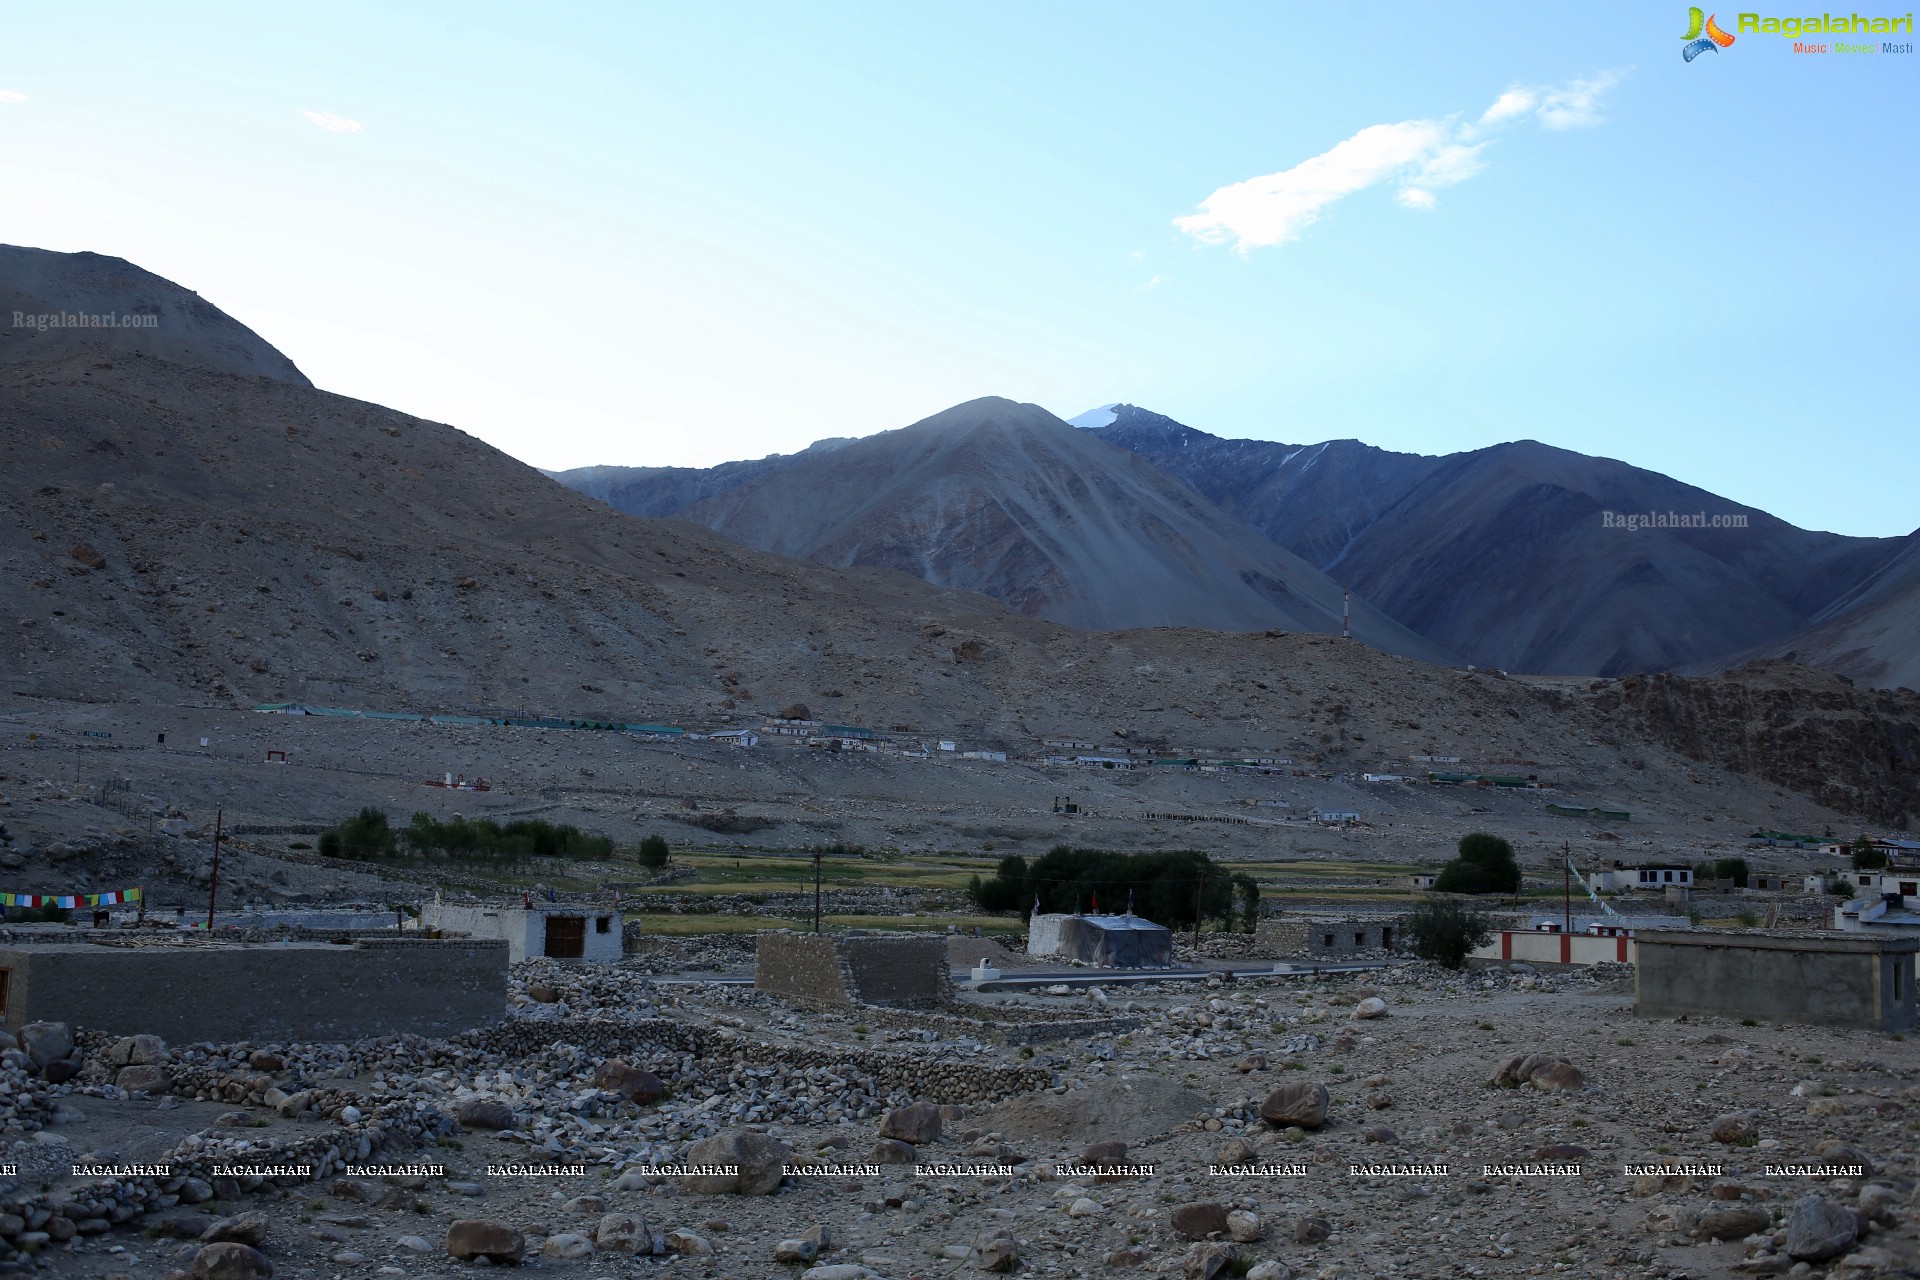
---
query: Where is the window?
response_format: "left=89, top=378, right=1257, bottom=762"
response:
left=1896, top=962, right=1903, bottom=1003
left=1322, top=934, right=1334, bottom=948
left=1354, top=932, right=1365, bottom=946
left=1902, top=883, right=1917, bottom=896
left=1381, top=927, right=1392, bottom=948
left=595, top=916, right=611, bottom=934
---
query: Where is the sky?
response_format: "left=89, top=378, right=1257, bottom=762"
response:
left=2, top=2, right=1915, bottom=537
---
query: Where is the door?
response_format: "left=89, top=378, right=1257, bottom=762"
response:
left=545, top=916, right=585, bottom=958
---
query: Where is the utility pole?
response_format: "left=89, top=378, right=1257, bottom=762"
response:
left=812, top=847, right=823, bottom=934
left=1563, top=841, right=1572, bottom=936
left=206, top=808, right=223, bottom=931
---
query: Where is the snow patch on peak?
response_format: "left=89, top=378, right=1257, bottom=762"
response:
left=1067, top=404, right=1119, bottom=430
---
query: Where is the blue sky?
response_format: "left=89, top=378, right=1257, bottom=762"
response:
left=2, top=1, right=1914, bottom=536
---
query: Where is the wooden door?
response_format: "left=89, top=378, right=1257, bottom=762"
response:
left=545, top=916, right=585, bottom=958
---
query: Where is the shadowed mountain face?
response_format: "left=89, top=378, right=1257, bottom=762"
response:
left=580, top=397, right=1453, bottom=659
left=1086, top=405, right=1906, bottom=680
left=0, top=246, right=311, bottom=386
left=1749, top=532, right=1920, bottom=692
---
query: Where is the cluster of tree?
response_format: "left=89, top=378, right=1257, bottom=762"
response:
left=965, top=846, right=1259, bottom=932
left=1692, top=856, right=1750, bottom=887
left=318, top=808, right=614, bottom=860
left=1432, top=833, right=1521, bottom=895
left=1404, top=897, right=1494, bottom=969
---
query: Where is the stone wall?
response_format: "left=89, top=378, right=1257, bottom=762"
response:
left=0, top=938, right=508, bottom=1041
left=1636, top=929, right=1918, bottom=1031
left=1257, top=917, right=1405, bottom=959
left=753, top=931, right=950, bottom=1008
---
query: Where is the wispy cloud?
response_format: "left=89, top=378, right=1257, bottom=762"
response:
left=0, top=90, right=27, bottom=105
left=298, top=108, right=363, bottom=135
left=1176, top=72, right=1624, bottom=253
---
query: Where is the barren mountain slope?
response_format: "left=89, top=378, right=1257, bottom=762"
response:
left=0, top=245, right=311, bottom=386
left=1090, top=405, right=1901, bottom=678
left=663, top=397, right=1451, bottom=657
left=1743, top=532, right=1920, bottom=692
left=2, top=246, right=1914, bottom=832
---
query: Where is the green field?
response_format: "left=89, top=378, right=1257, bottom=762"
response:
left=630, top=912, right=1023, bottom=936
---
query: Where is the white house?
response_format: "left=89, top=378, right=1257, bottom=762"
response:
left=1592, top=864, right=1694, bottom=892
left=1834, top=894, right=1920, bottom=938
left=710, top=729, right=760, bottom=747
left=430, top=902, right=623, bottom=962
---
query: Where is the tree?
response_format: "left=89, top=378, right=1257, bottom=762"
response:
left=962, top=846, right=1233, bottom=927
left=637, top=834, right=670, bottom=870
left=1405, top=897, right=1493, bottom=969
left=1714, top=857, right=1750, bottom=888
left=1435, top=832, right=1520, bottom=895
left=1231, top=872, right=1261, bottom=933
left=1851, top=836, right=1887, bottom=870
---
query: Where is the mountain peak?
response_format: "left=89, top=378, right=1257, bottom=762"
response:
left=0, top=244, right=311, bottom=386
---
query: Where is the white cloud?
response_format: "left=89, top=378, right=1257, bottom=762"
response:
left=298, top=109, right=363, bottom=135
left=1535, top=73, right=1622, bottom=130
left=0, top=90, right=27, bottom=104
left=1176, top=72, right=1622, bottom=252
left=1478, top=88, right=1536, bottom=126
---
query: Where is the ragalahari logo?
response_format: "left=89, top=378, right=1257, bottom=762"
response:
left=1683, top=7, right=1738, bottom=58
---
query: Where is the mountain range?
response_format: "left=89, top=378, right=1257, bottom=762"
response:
left=3, top=244, right=1916, bottom=830
left=556, top=404, right=1917, bottom=686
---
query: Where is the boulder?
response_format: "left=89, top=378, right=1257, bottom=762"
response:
left=1529, top=1062, right=1586, bottom=1092
left=1184, top=1242, right=1239, bottom=1280
left=868, top=1138, right=917, bottom=1165
left=1709, top=1112, right=1760, bottom=1145
left=1245, top=1265, right=1292, bottom=1280
left=191, top=1244, right=272, bottom=1280
left=1292, top=1216, right=1331, bottom=1245
left=593, top=1213, right=649, bottom=1253
left=976, top=1229, right=1019, bottom=1271
left=1226, top=1210, right=1263, bottom=1243
left=108, top=1034, right=169, bottom=1067
left=150, top=1213, right=216, bottom=1240
left=663, top=1229, right=712, bottom=1255
left=1258, top=1082, right=1329, bottom=1129
left=592, top=1060, right=668, bottom=1104
left=542, top=1233, right=595, bottom=1259
left=117, top=1065, right=171, bottom=1093
left=800, top=1268, right=881, bottom=1280
left=1785, top=1195, right=1858, bottom=1262
left=446, top=1219, right=526, bottom=1263
left=1533, top=1143, right=1590, bottom=1161
left=683, top=1128, right=790, bottom=1195
left=1694, top=1204, right=1771, bottom=1241
left=1171, top=1201, right=1230, bottom=1240
left=1080, top=1139, right=1128, bottom=1165
left=456, top=1099, right=516, bottom=1130
left=44, top=1059, right=82, bottom=1084
left=878, top=1101, right=943, bottom=1144
left=1352, top=997, right=1388, bottom=1019
left=774, top=1238, right=819, bottom=1264
left=1490, top=1052, right=1575, bottom=1088
left=200, top=1212, right=268, bottom=1246
left=1212, top=1137, right=1256, bottom=1167
left=22, top=1022, right=73, bottom=1068
left=1236, top=1054, right=1268, bottom=1073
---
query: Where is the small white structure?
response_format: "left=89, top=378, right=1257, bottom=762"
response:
left=430, top=902, right=623, bottom=963
left=1592, top=864, right=1694, bottom=892
left=710, top=729, right=760, bottom=747
left=1311, top=809, right=1360, bottom=824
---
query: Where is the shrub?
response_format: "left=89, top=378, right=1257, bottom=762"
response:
left=963, top=845, right=1234, bottom=926
left=637, top=834, right=670, bottom=870
left=1405, top=896, right=1493, bottom=969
